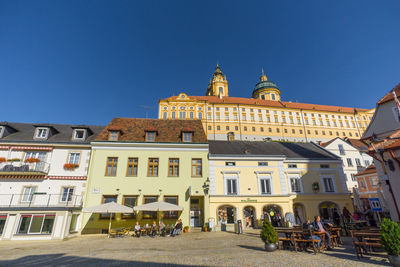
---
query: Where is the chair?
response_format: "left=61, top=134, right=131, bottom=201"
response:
left=293, top=230, right=320, bottom=254
left=3, top=165, right=14, bottom=172
left=277, top=230, right=294, bottom=251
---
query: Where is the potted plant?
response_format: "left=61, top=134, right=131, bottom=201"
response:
left=0, top=157, right=6, bottom=163
left=183, top=226, right=190, bottom=233
left=260, top=220, right=278, bottom=252
left=7, top=158, right=21, bottom=162
left=203, top=223, right=209, bottom=232
left=25, top=158, right=40, bottom=163
left=64, top=163, right=79, bottom=170
left=380, top=218, right=400, bottom=266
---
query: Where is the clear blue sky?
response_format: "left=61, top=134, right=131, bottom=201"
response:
left=1, top=0, right=399, bottom=126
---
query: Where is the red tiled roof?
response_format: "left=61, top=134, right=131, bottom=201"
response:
left=145, top=126, right=158, bottom=132
left=368, top=129, right=400, bottom=151
left=346, top=138, right=369, bottom=152
left=181, top=127, right=194, bottom=132
left=95, top=118, right=207, bottom=143
left=377, top=83, right=400, bottom=104
left=161, top=95, right=370, bottom=114
left=108, top=126, right=122, bottom=131
left=320, top=138, right=338, bottom=147
left=354, top=164, right=376, bottom=177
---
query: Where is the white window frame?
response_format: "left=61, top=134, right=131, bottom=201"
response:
left=338, top=144, right=345, bottom=155
left=16, top=214, right=56, bottom=235
left=0, top=126, right=4, bottom=138
left=222, top=171, right=240, bottom=196
left=182, top=132, right=192, bottom=142
left=68, top=152, right=81, bottom=164
left=21, top=187, right=36, bottom=203
left=61, top=187, right=74, bottom=202
left=288, top=174, right=303, bottom=193
left=73, top=129, right=86, bottom=140
left=355, top=158, right=361, bottom=166
left=320, top=175, right=336, bottom=193
left=35, top=127, right=49, bottom=139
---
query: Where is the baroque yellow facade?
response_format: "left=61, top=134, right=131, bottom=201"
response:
left=158, top=65, right=374, bottom=142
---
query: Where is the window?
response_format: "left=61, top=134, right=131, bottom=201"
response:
left=276, top=128, right=280, bottom=133
left=109, top=131, right=119, bottom=141
left=292, top=129, right=295, bottom=134
left=338, top=144, right=345, bottom=155
left=148, top=158, right=159, bottom=176
left=164, top=196, right=178, bottom=219
left=307, top=130, right=311, bottom=134
left=235, top=126, right=238, bottom=131
left=284, top=129, right=288, bottom=133
left=226, top=126, right=230, bottom=131
left=271, top=94, right=275, bottom=100
left=17, top=214, right=55, bottom=234
left=35, top=128, right=48, bottom=138
left=252, top=127, right=255, bottom=132
left=171, top=111, right=176, bottom=119
left=0, top=126, right=3, bottom=138
left=244, top=126, right=247, bottom=131
left=163, top=112, right=167, bottom=119
left=355, top=158, right=361, bottom=166
left=61, top=187, right=74, bottom=202
left=359, top=180, right=366, bottom=188
left=182, top=132, right=192, bottom=142
left=268, top=128, right=272, bottom=132
left=0, top=215, right=6, bottom=235
left=320, top=164, right=329, bottom=169
left=179, top=111, right=186, bottom=119
left=192, top=159, right=202, bottom=177
left=145, top=131, right=156, bottom=141
left=260, top=179, right=271, bottom=194
left=290, top=177, right=301, bottom=193
left=105, top=157, right=118, bottom=176
left=100, top=195, right=117, bottom=219
left=260, top=127, right=264, bottom=132
left=122, top=196, right=137, bottom=219
left=74, top=129, right=86, bottom=140
left=323, top=177, right=335, bottom=192
left=258, top=162, right=268, bottom=166
left=24, top=151, right=46, bottom=171
left=127, top=158, right=138, bottom=176
left=351, top=174, right=356, bottom=181
left=226, top=179, right=238, bottom=195
left=198, top=112, right=203, bottom=119
left=143, top=196, right=158, bottom=219
left=189, top=112, right=194, bottom=119
left=217, top=126, right=220, bottom=131
left=68, top=153, right=80, bottom=164
left=168, top=158, right=179, bottom=176
left=371, top=177, right=379, bottom=187
left=208, top=126, right=211, bottom=130
left=225, top=115, right=229, bottom=121
left=299, top=130, right=303, bottom=134
left=21, top=187, right=36, bottom=203
left=225, top=162, right=236, bottom=166
left=346, top=158, right=353, bottom=167
left=364, top=160, right=370, bottom=166
left=288, top=164, right=297, bottom=168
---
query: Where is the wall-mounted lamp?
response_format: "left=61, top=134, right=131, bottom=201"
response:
left=312, top=182, right=320, bottom=193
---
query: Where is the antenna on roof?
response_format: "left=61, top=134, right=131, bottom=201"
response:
left=140, top=105, right=155, bottom=119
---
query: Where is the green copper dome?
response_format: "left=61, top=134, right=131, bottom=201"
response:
left=253, top=80, right=279, bottom=94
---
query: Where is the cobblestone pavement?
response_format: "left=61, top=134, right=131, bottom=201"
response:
left=0, top=230, right=390, bottom=267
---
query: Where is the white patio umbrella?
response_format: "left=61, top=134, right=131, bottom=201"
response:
left=133, top=201, right=183, bottom=211
left=82, top=201, right=134, bottom=236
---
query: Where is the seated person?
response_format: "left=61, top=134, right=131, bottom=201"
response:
left=302, top=220, right=322, bottom=247
left=170, top=219, right=183, bottom=237
left=134, top=221, right=141, bottom=238
left=151, top=221, right=157, bottom=237
left=159, top=221, right=166, bottom=237
left=311, top=216, right=333, bottom=250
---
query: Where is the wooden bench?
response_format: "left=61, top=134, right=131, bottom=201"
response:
left=292, top=230, right=320, bottom=254
left=350, top=230, right=383, bottom=259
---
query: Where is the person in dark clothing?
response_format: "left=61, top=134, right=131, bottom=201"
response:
left=159, top=221, right=166, bottom=237
left=302, top=220, right=322, bottom=247
left=170, top=219, right=182, bottom=237
left=151, top=221, right=157, bottom=237
left=311, top=216, right=333, bottom=250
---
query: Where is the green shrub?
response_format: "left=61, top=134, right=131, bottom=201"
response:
left=260, top=220, right=278, bottom=244
left=380, top=218, right=400, bottom=256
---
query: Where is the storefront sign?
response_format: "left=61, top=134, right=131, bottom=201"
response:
left=241, top=198, right=257, bottom=203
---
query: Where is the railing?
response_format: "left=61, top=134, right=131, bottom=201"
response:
left=0, top=161, right=50, bottom=174
left=0, top=194, right=83, bottom=208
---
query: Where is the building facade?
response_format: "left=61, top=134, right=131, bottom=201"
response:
left=320, top=137, right=373, bottom=190
left=354, top=164, right=381, bottom=208
left=362, top=83, right=400, bottom=222
left=82, top=118, right=209, bottom=234
left=0, top=122, right=103, bottom=240
left=208, top=140, right=352, bottom=230
left=158, top=65, right=374, bottom=142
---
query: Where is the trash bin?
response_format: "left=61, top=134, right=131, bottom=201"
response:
left=221, top=223, right=227, bottom=232
left=236, top=219, right=243, bottom=234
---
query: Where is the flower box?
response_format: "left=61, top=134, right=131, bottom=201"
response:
left=7, top=158, right=21, bottom=162
left=64, top=163, right=79, bottom=170
left=25, top=158, right=41, bottom=163
left=0, top=157, right=6, bottom=163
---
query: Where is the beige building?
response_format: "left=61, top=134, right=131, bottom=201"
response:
left=158, top=64, right=374, bottom=142
left=208, top=140, right=352, bottom=230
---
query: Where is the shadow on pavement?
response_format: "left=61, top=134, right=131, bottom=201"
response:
left=0, top=253, right=192, bottom=267
left=237, top=245, right=265, bottom=252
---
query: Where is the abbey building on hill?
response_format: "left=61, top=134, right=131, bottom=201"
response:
left=158, top=65, right=374, bottom=142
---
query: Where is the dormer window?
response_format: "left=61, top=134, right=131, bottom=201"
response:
left=182, top=132, right=192, bottom=142
left=73, top=129, right=86, bottom=140
left=35, top=127, right=49, bottom=139
left=0, top=126, right=3, bottom=138
left=109, top=131, right=119, bottom=141
left=145, top=131, right=156, bottom=141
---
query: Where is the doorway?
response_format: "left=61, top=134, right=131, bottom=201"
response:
left=190, top=197, right=203, bottom=227
left=243, top=206, right=256, bottom=228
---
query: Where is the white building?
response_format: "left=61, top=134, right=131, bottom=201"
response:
left=0, top=122, right=103, bottom=240
left=320, top=137, right=373, bottom=191
left=362, top=83, right=400, bottom=222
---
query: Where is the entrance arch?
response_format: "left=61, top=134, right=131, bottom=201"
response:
left=319, top=201, right=340, bottom=225
left=217, top=205, right=236, bottom=224
left=293, top=203, right=306, bottom=225
left=263, top=204, right=283, bottom=227
left=243, top=206, right=256, bottom=228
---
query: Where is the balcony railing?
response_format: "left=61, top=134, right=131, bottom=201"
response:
left=0, top=194, right=83, bottom=208
left=0, top=161, right=50, bottom=174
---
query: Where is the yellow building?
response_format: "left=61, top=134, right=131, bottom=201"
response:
left=208, top=140, right=352, bottom=230
left=81, top=118, right=210, bottom=233
left=158, top=64, right=374, bottom=142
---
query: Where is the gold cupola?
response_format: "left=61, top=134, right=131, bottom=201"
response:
left=206, top=63, right=229, bottom=97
